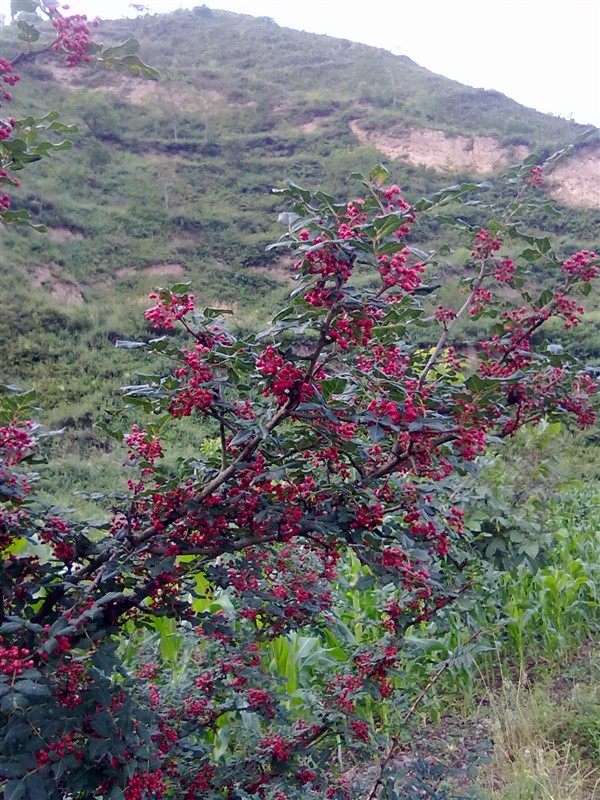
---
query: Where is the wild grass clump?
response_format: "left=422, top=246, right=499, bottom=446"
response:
left=478, top=671, right=600, bottom=800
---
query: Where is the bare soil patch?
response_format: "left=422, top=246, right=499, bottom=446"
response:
left=121, top=81, right=225, bottom=110
left=546, top=145, right=600, bottom=209
left=46, top=61, right=225, bottom=113
left=298, top=119, right=320, bottom=134
left=31, top=265, right=84, bottom=305
left=43, top=61, right=79, bottom=88
left=298, top=117, right=331, bottom=134
left=349, top=122, right=599, bottom=209
left=170, top=232, right=200, bottom=247
left=249, top=255, right=296, bottom=283
left=46, top=227, right=84, bottom=242
left=349, top=122, right=528, bottom=175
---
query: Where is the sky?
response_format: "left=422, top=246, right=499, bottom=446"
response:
left=1, top=0, right=599, bottom=127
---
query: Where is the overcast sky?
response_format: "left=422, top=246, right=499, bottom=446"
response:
left=2, top=0, right=599, bottom=126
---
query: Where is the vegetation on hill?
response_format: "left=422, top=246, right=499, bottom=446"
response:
left=0, top=6, right=598, bottom=470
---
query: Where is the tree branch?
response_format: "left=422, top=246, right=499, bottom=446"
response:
left=11, top=46, right=55, bottom=67
left=417, top=261, right=487, bottom=390
left=366, top=627, right=483, bottom=800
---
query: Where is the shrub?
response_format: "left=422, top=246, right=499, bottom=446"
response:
left=1, top=158, right=598, bottom=797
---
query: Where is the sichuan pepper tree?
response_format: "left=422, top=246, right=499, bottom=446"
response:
left=1, top=155, right=598, bottom=798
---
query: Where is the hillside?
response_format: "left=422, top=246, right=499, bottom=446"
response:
left=0, top=6, right=598, bottom=470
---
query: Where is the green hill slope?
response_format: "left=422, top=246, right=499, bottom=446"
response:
left=0, top=6, right=598, bottom=469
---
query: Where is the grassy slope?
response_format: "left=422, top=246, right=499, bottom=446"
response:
left=0, top=7, right=598, bottom=471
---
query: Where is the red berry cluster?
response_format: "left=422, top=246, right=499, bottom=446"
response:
left=525, top=165, right=544, bottom=187
left=124, top=770, right=167, bottom=800
left=0, top=420, right=34, bottom=466
left=125, top=424, right=164, bottom=466
left=0, top=642, right=34, bottom=675
left=470, top=229, right=502, bottom=260
left=50, top=9, right=100, bottom=68
left=378, top=249, right=425, bottom=291
left=256, top=345, right=315, bottom=405
left=0, top=58, right=19, bottom=111
left=145, top=290, right=195, bottom=330
left=561, top=249, right=598, bottom=282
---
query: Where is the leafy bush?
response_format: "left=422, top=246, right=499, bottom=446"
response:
left=2, top=155, right=599, bottom=797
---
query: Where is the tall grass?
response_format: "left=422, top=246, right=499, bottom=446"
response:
left=478, top=674, right=600, bottom=799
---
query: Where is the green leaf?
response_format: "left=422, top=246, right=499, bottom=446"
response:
left=369, top=163, right=388, bottom=184
left=319, top=376, right=348, bottom=400
left=3, top=780, right=26, bottom=800
left=1, top=692, right=26, bottom=712
left=91, top=677, right=113, bottom=707
left=47, top=121, right=79, bottom=134
left=13, top=678, right=50, bottom=699
left=522, top=542, right=539, bottom=560
left=537, top=236, right=552, bottom=253
left=354, top=575, right=375, bottom=590
left=86, top=41, right=104, bottom=56
left=92, top=643, right=120, bottom=674
left=405, top=635, right=448, bottom=654
left=278, top=211, right=300, bottom=227
left=280, top=179, right=312, bottom=203
left=166, top=282, right=192, bottom=293
left=39, top=139, right=73, bottom=153
left=0, top=620, right=26, bottom=634
left=521, top=248, right=542, bottom=262
left=17, top=20, right=41, bottom=42
left=229, top=429, right=254, bottom=446
left=0, top=758, right=28, bottom=778
left=466, top=374, right=493, bottom=393
left=91, top=711, right=115, bottom=738
left=94, top=41, right=160, bottom=80
left=96, top=37, right=143, bottom=59
left=1, top=209, right=47, bottom=232
left=202, top=306, right=233, bottom=318
left=24, top=773, right=47, bottom=799
left=368, top=423, right=387, bottom=443
left=536, top=288, right=554, bottom=307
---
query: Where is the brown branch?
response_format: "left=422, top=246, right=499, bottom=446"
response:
left=148, top=528, right=292, bottom=559
left=207, top=407, right=237, bottom=434
left=10, top=47, right=55, bottom=67
left=366, top=431, right=457, bottom=481
left=303, top=282, right=344, bottom=381
left=365, top=628, right=483, bottom=800
left=31, top=399, right=295, bottom=623
left=417, top=261, right=488, bottom=390
left=219, top=421, right=227, bottom=470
